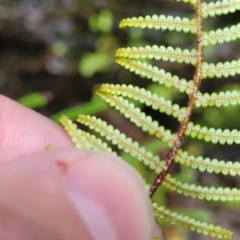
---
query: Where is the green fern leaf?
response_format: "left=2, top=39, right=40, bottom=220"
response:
left=119, top=15, right=196, bottom=33
left=61, top=0, right=240, bottom=238
left=152, top=203, right=233, bottom=238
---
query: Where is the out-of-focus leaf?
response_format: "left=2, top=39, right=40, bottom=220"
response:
left=78, top=52, right=112, bottom=77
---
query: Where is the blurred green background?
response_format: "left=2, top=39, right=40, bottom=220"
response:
left=0, top=0, right=240, bottom=239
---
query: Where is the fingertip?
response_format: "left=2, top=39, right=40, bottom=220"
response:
left=0, top=95, right=73, bottom=162
left=0, top=148, right=93, bottom=240
left=1, top=148, right=154, bottom=240
left=63, top=150, right=155, bottom=240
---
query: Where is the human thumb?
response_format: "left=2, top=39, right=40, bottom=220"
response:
left=0, top=148, right=154, bottom=240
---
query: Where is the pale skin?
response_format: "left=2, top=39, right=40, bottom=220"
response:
left=0, top=95, right=155, bottom=240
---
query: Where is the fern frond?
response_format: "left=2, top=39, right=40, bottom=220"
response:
left=119, top=15, right=196, bottom=33
left=186, top=123, right=240, bottom=144
left=99, top=83, right=240, bottom=110
left=98, top=84, right=186, bottom=120
left=61, top=114, right=239, bottom=233
left=61, top=0, right=240, bottom=236
left=75, top=114, right=240, bottom=201
left=153, top=203, right=233, bottom=239
left=96, top=91, right=176, bottom=144
left=62, top=114, right=240, bottom=204
left=59, top=115, right=115, bottom=153
left=117, top=54, right=240, bottom=79
left=202, top=60, right=240, bottom=78
left=97, top=85, right=240, bottom=145
left=59, top=115, right=91, bottom=149
left=115, top=58, right=194, bottom=94
left=203, top=23, right=240, bottom=46
left=62, top=113, right=240, bottom=203
left=76, top=114, right=166, bottom=174
left=196, top=90, right=240, bottom=107
left=176, top=150, right=240, bottom=176
left=104, top=83, right=240, bottom=175
left=116, top=46, right=197, bottom=64
left=164, top=175, right=240, bottom=201
left=120, top=15, right=240, bottom=46
left=202, top=0, right=240, bottom=18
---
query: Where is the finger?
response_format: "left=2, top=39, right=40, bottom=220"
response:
left=0, top=95, right=73, bottom=162
left=0, top=148, right=154, bottom=240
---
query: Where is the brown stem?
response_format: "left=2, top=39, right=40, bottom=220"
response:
left=149, top=0, right=204, bottom=197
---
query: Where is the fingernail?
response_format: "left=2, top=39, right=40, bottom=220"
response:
left=64, top=161, right=118, bottom=240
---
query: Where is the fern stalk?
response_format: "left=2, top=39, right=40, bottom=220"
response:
left=149, top=0, right=204, bottom=197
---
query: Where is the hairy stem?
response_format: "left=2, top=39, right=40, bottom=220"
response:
left=149, top=0, right=204, bottom=197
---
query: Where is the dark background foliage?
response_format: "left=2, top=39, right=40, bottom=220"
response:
left=0, top=0, right=239, bottom=239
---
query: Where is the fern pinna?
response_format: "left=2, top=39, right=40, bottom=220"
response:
left=60, top=0, right=240, bottom=239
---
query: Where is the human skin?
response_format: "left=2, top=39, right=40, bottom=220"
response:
left=0, top=95, right=155, bottom=240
